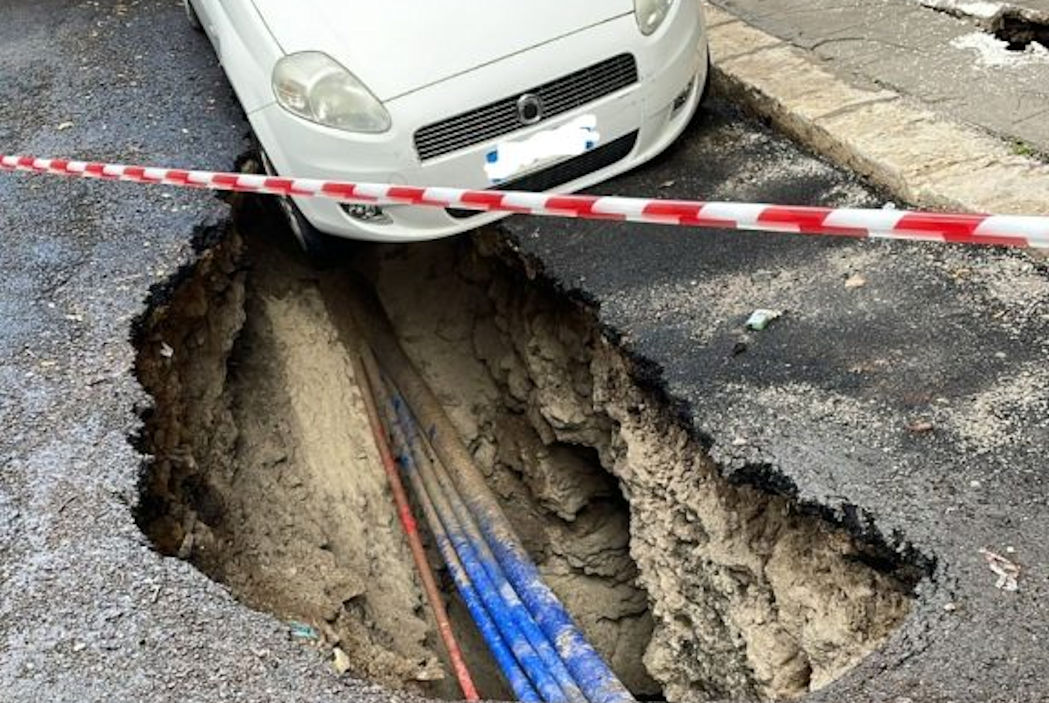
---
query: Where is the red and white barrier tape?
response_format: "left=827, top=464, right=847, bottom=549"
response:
left=4, top=154, right=1049, bottom=248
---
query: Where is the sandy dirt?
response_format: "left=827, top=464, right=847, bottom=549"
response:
left=136, top=228, right=918, bottom=703
left=138, top=237, right=451, bottom=696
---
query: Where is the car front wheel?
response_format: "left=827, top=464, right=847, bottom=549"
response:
left=259, top=149, right=339, bottom=263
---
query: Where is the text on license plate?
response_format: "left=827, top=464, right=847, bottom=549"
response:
left=485, top=115, right=600, bottom=183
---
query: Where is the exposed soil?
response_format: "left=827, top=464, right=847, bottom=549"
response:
left=134, top=218, right=925, bottom=702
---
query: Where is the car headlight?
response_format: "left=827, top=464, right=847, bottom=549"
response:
left=634, top=0, right=675, bottom=35
left=272, top=52, right=391, bottom=133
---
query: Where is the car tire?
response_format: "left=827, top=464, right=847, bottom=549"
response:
left=699, top=53, right=713, bottom=107
left=183, top=0, right=204, bottom=31
left=259, top=149, right=340, bottom=263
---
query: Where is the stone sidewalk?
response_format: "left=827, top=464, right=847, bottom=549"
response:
left=704, top=0, right=1049, bottom=216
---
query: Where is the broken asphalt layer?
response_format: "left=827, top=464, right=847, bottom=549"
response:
left=1, top=1, right=1046, bottom=702
left=502, top=108, right=1049, bottom=701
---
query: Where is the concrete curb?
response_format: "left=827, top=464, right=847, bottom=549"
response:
left=704, top=3, right=1049, bottom=216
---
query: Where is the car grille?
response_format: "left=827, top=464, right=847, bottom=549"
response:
left=414, top=54, right=638, bottom=162
left=446, top=130, right=638, bottom=219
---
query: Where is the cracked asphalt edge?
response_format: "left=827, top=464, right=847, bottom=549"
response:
left=703, top=1, right=1049, bottom=216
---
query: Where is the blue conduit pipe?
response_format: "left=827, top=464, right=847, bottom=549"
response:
left=467, top=489, right=634, bottom=703
left=382, top=386, right=568, bottom=703
left=349, top=290, right=635, bottom=703
left=368, top=385, right=540, bottom=702
left=391, top=393, right=588, bottom=703
left=415, top=500, right=540, bottom=702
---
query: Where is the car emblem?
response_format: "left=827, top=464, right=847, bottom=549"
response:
left=516, top=93, right=544, bottom=125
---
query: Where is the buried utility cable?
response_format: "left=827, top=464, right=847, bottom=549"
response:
left=351, top=350, right=479, bottom=700
left=387, top=384, right=588, bottom=703
left=359, top=348, right=542, bottom=702
left=347, top=283, right=636, bottom=703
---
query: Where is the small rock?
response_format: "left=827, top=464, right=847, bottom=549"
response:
left=159, top=342, right=174, bottom=359
left=906, top=419, right=934, bottom=434
left=844, top=274, right=867, bottom=289
left=414, top=660, right=444, bottom=682
left=331, top=647, right=351, bottom=676
left=56, top=121, right=74, bottom=131
left=979, top=548, right=1021, bottom=592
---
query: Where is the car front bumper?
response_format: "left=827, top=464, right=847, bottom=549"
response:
left=249, top=3, right=709, bottom=242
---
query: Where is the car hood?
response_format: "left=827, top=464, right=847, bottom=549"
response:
left=250, top=0, right=634, bottom=101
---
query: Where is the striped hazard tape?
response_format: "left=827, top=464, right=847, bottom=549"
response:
left=3, top=154, right=1049, bottom=248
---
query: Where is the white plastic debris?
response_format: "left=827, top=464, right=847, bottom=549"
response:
left=746, top=309, right=783, bottom=331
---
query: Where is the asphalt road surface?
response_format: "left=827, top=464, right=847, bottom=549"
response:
left=1, top=1, right=1046, bottom=702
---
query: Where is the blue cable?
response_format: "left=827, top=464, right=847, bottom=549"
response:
left=470, top=506, right=635, bottom=703
left=393, top=395, right=588, bottom=703
left=388, top=410, right=563, bottom=701
left=386, top=434, right=540, bottom=702
left=432, top=524, right=540, bottom=702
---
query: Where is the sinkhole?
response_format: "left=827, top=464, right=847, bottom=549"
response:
left=133, top=201, right=926, bottom=702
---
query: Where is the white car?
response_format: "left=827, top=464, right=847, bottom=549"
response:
left=185, top=0, right=710, bottom=254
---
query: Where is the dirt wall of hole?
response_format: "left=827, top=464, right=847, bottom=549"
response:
left=135, top=233, right=455, bottom=695
left=134, top=223, right=920, bottom=703
left=360, top=232, right=917, bottom=702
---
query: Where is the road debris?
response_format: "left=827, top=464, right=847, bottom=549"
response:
left=844, top=274, right=867, bottom=289
left=978, top=548, right=1021, bottom=591
left=332, top=647, right=351, bottom=676
left=746, top=309, right=783, bottom=331
left=906, top=419, right=935, bottom=434
left=289, top=621, right=320, bottom=641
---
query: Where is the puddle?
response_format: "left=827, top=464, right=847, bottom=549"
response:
left=133, top=203, right=925, bottom=701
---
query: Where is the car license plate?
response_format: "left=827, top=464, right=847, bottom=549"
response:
left=485, top=114, right=599, bottom=184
